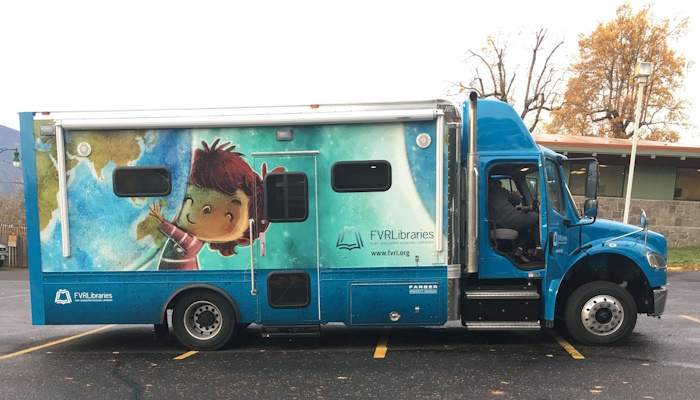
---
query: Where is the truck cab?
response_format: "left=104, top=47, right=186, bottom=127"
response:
left=461, top=97, right=668, bottom=345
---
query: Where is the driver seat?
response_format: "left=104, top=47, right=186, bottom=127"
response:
left=489, top=220, right=519, bottom=256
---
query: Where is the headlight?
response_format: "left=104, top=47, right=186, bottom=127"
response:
left=647, top=252, right=667, bottom=270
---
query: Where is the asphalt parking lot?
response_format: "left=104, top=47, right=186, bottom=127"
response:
left=1, top=268, right=699, bottom=399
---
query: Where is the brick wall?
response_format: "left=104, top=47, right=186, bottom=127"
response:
left=573, top=196, right=700, bottom=248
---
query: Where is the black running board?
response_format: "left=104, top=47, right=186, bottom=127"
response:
left=464, top=321, right=541, bottom=331
left=261, top=325, right=321, bottom=338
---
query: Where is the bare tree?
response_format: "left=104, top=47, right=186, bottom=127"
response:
left=451, top=29, right=566, bottom=132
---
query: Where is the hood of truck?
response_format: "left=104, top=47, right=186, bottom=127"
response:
left=581, top=218, right=667, bottom=257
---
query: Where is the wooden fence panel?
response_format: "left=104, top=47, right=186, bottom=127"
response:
left=1, top=223, right=28, bottom=268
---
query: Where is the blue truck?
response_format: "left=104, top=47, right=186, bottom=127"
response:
left=20, top=94, right=667, bottom=350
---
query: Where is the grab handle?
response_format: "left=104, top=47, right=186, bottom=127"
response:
left=249, top=219, right=257, bottom=296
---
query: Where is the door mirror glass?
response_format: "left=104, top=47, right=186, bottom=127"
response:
left=640, top=210, right=647, bottom=228
left=585, top=161, right=599, bottom=199
left=583, top=199, right=598, bottom=218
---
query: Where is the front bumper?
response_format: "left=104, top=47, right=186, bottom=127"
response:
left=652, top=286, right=668, bottom=316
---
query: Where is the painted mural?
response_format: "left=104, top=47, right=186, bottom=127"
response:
left=148, top=139, right=283, bottom=270
left=32, top=121, right=447, bottom=272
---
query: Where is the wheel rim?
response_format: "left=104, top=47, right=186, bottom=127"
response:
left=183, top=300, right=223, bottom=341
left=580, top=294, right=625, bottom=336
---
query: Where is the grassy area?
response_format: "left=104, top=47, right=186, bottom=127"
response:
left=667, top=246, right=700, bottom=271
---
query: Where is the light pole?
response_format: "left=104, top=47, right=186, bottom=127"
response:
left=0, top=147, right=21, bottom=168
left=623, top=61, right=652, bottom=225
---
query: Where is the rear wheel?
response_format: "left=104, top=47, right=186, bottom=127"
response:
left=172, top=291, right=235, bottom=350
left=565, top=281, right=637, bottom=346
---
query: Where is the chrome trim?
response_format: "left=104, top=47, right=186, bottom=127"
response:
left=464, top=321, right=541, bottom=331
left=315, top=156, right=321, bottom=320
left=447, top=120, right=462, bottom=267
left=447, top=264, right=461, bottom=279
left=55, top=124, right=71, bottom=257
left=259, top=232, right=266, bottom=257
left=653, top=286, right=668, bottom=316
left=601, top=227, right=644, bottom=246
left=466, top=93, right=479, bottom=274
left=448, top=277, right=461, bottom=320
left=57, top=109, right=439, bottom=130
left=435, top=112, right=445, bottom=252
left=464, top=291, right=540, bottom=300
left=251, top=150, right=320, bottom=156
left=249, top=219, right=257, bottom=296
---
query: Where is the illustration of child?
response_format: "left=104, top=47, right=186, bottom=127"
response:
left=149, top=139, right=282, bottom=270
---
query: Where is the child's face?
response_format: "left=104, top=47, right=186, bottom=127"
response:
left=176, top=185, right=251, bottom=243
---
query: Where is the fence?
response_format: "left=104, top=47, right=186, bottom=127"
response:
left=0, top=223, right=28, bottom=268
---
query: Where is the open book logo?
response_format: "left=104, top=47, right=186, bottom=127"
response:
left=336, top=227, right=363, bottom=251
left=55, top=289, right=72, bottom=305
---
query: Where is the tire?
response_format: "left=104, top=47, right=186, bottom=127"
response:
left=565, top=281, right=637, bottom=346
left=172, top=291, right=236, bottom=351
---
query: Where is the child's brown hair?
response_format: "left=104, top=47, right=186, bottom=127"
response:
left=190, top=139, right=279, bottom=256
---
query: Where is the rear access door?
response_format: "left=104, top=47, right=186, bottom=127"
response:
left=252, top=152, right=320, bottom=323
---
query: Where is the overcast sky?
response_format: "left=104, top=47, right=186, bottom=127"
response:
left=1, top=0, right=698, bottom=145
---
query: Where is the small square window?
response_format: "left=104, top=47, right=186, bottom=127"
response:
left=264, top=172, right=308, bottom=222
left=113, top=166, right=171, bottom=197
left=267, top=271, right=311, bottom=308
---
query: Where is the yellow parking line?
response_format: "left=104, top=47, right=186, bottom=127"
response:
left=547, top=329, right=585, bottom=359
left=0, top=325, right=116, bottom=360
left=680, top=315, right=700, bottom=324
left=174, top=350, right=199, bottom=360
left=373, top=328, right=390, bottom=359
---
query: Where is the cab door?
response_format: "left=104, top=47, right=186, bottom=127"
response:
left=543, top=158, right=571, bottom=287
left=252, top=152, right=320, bottom=323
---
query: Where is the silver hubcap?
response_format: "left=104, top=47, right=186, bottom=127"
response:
left=581, top=294, right=624, bottom=336
left=183, top=300, right=222, bottom=340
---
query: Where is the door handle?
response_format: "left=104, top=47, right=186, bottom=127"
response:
left=260, top=232, right=266, bottom=257
left=548, top=232, right=555, bottom=254
left=249, top=219, right=257, bottom=296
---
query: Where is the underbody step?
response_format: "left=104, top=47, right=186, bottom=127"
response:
left=261, top=325, right=321, bottom=338
left=462, top=284, right=541, bottom=324
left=464, top=321, right=541, bottom=331
left=464, top=290, right=540, bottom=300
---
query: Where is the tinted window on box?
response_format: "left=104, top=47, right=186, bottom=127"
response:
left=267, top=271, right=311, bottom=308
left=332, top=161, right=391, bottom=192
left=113, top=166, right=172, bottom=197
left=264, top=172, right=308, bottom=222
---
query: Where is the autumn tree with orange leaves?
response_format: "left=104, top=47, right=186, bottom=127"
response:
left=546, top=3, right=690, bottom=142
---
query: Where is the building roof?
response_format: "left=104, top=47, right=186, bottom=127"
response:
left=531, top=133, right=700, bottom=159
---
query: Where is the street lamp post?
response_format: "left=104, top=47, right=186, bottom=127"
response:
left=623, top=62, right=652, bottom=225
left=0, top=147, right=21, bottom=168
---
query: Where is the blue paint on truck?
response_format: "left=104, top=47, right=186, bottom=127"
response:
left=20, top=98, right=667, bottom=350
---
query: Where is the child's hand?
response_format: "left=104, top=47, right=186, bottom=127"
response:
left=149, top=201, right=165, bottom=223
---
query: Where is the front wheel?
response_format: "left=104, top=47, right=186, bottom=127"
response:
left=565, top=281, right=637, bottom=346
left=172, top=291, right=236, bottom=350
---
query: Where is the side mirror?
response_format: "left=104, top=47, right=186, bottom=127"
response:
left=584, top=199, right=598, bottom=218
left=640, top=210, right=646, bottom=228
left=585, top=161, right=599, bottom=199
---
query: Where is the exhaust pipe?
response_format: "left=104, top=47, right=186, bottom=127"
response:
left=466, top=92, right=479, bottom=274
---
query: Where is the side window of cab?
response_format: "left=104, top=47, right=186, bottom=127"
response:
left=545, top=160, right=565, bottom=215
